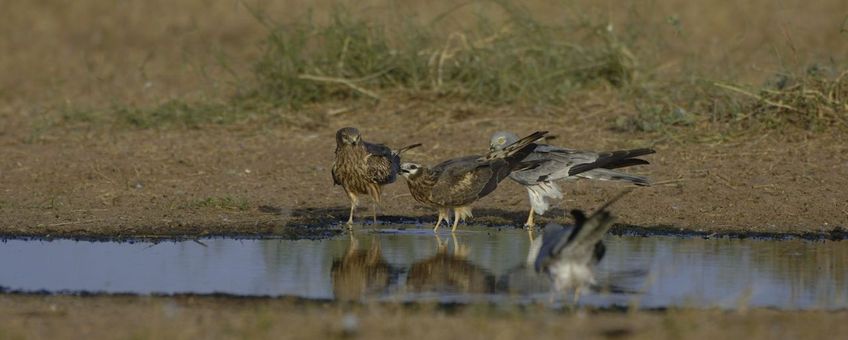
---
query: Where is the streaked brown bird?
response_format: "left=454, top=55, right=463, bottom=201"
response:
left=331, top=234, right=394, bottom=301
left=332, top=127, right=421, bottom=226
left=399, top=131, right=548, bottom=233
left=406, top=234, right=494, bottom=294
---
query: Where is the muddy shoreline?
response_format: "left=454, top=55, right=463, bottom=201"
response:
left=1, top=220, right=846, bottom=242
left=2, top=103, right=847, bottom=240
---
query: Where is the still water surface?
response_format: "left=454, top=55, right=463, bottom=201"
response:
left=1, top=227, right=845, bottom=309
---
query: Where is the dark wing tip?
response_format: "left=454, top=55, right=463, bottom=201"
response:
left=396, top=143, right=422, bottom=155
left=570, top=209, right=587, bottom=226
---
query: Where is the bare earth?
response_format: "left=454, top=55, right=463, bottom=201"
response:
left=1, top=0, right=846, bottom=238
left=1, top=103, right=847, bottom=238
left=1, top=1, right=847, bottom=337
left=1, top=294, right=846, bottom=339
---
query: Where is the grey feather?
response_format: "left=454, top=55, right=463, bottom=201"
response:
left=489, top=131, right=654, bottom=216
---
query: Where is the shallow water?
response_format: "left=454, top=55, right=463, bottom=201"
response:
left=1, top=227, right=846, bottom=310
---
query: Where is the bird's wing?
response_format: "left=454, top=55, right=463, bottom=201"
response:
left=363, top=142, right=401, bottom=185
left=554, top=210, right=616, bottom=263
left=533, top=224, right=574, bottom=272
left=428, top=157, right=509, bottom=206
left=363, top=141, right=393, bottom=156
left=507, top=145, right=597, bottom=184
left=512, top=145, right=654, bottom=184
left=331, top=161, right=342, bottom=185
left=568, top=148, right=655, bottom=177
left=551, top=189, right=633, bottom=264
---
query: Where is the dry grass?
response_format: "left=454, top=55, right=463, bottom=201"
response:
left=1, top=0, right=847, bottom=136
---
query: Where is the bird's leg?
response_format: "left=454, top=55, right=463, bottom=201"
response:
left=450, top=209, right=461, bottom=233
left=433, top=208, right=445, bottom=232
left=367, top=184, right=380, bottom=225
left=346, top=231, right=359, bottom=257
left=572, top=286, right=582, bottom=305
left=450, top=232, right=469, bottom=256
left=434, top=233, right=445, bottom=250
left=524, top=207, right=535, bottom=229
left=346, top=191, right=359, bottom=227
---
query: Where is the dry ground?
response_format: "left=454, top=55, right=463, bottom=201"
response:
left=1, top=2, right=847, bottom=338
left=1, top=104, right=847, bottom=238
left=1, top=0, right=847, bottom=238
left=1, top=294, right=847, bottom=339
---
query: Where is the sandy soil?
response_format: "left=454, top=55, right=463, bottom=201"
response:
left=1, top=100, right=847, bottom=239
left=1, top=294, right=845, bottom=339
left=1, top=0, right=846, bottom=239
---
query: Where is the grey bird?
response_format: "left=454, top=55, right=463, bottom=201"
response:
left=489, top=131, right=654, bottom=228
left=530, top=189, right=628, bottom=299
left=497, top=190, right=643, bottom=301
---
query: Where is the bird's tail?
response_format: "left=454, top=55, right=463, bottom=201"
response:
left=567, top=148, right=655, bottom=177
left=486, top=131, right=547, bottom=161
left=395, top=143, right=422, bottom=155
left=557, top=188, right=633, bottom=255
left=576, top=168, right=651, bottom=186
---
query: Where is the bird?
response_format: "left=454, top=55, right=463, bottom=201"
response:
left=399, top=131, right=548, bottom=233
left=330, top=234, right=397, bottom=301
left=530, top=189, right=629, bottom=300
left=406, top=234, right=495, bottom=294
left=488, top=131, right=654, bottom=228
left=332, top=127, right=421, bottom=226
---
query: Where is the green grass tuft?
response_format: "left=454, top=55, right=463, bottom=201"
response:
left=243, top=3, right=638, bottom=107
left=50, top=1, right=847, bottom=136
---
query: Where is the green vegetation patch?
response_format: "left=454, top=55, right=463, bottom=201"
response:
left=243, top=3, right=636, bottom=108
left=52, top=1, right=847, bottom=136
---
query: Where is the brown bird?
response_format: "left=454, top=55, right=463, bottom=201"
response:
left=399, top=131, right=548, bottom=232
left=332, top=127, right=421, bottom=226
left=331, top=234, right=394, bottom=301
left=406, top=234, right=494, bottom=294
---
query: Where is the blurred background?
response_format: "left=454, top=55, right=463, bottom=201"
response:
left=2, top=0, right=846, bottom=133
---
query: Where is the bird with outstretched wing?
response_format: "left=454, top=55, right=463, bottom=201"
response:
left=400, top=131, right=547, bottom=232
left=489, top=131, right=654, bottom=228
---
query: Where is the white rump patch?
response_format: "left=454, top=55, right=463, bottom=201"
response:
left=526, top=182, right=562, bottom=215
left=550, top=261, right=596, bottom=292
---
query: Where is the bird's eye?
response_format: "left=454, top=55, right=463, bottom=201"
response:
left=497, top=137, right=506, bottom=144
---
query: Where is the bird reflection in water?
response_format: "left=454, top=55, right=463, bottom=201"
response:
left=406, top=233, right=496, bottom=294
left=331, top=232, right=397, bottom=301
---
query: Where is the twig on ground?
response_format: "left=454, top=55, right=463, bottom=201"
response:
left=713, top=82, right=800, bottom=112
left=298, top=74, right=381, bottom=100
